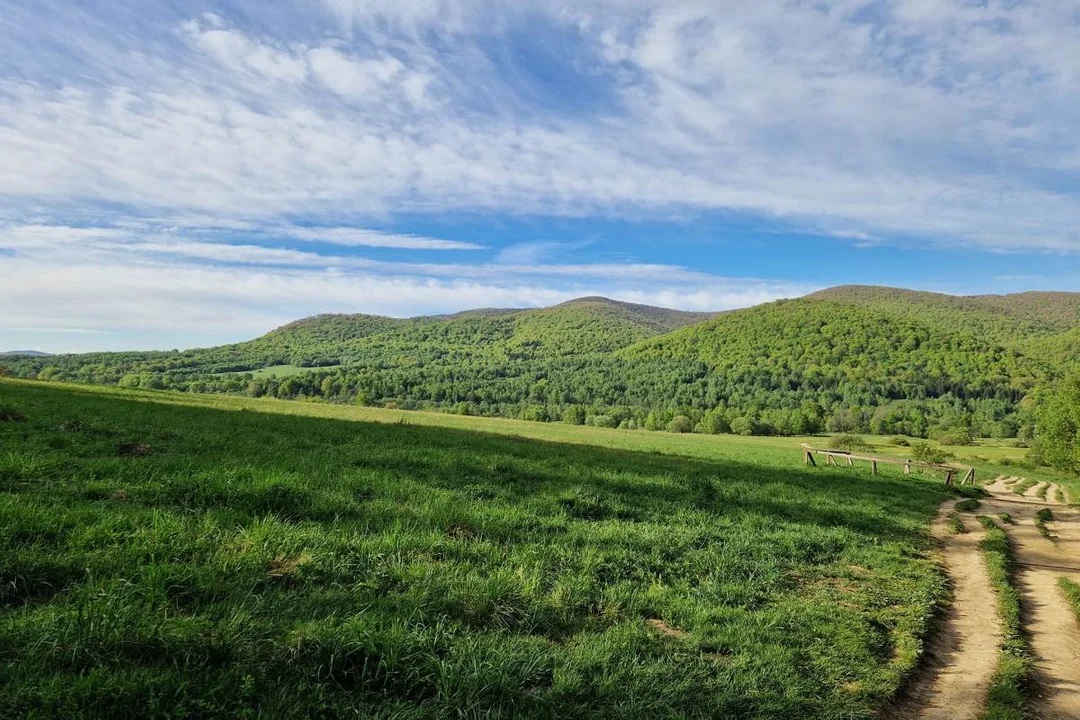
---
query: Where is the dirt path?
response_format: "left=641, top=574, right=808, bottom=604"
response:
left=980, top=479, right=1080, bottom=720
left=885, top=499, right=1001, bottom=720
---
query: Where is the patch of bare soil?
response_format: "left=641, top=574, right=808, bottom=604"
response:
left=985, top=475, right=1015, bottom=494
left=883, top=500, right=1001, bottom=720
left=645, top=618, right=689, bottom=639
left=1025, top=481, right=1048, bottom=499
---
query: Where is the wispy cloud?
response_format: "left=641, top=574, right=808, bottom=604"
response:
left=1, top=0, right=1078, bottom=350
left=284, top=227, right=483, bottom=250
left=1, top=2, right=1077, bottom=248
left=495, top=240, right=593, bottom=264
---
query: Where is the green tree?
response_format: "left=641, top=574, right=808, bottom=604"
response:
left=1034, top=376, right=1080, bottom=472
left=644, top=411, right=660, bottom=431
left=666, top=415, right=692, bottom=433
left=731, top=416, right=755, bottom=436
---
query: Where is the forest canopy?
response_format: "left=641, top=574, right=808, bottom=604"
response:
left=5, top=289, right=1078, bottom=454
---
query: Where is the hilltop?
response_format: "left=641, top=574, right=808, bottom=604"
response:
left=807, top=285, right=1080, bottom=344
left=5, top=287, right=1079, bottom=440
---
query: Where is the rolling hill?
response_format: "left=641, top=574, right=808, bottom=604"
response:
left=4, top=288, right=1078, bottom=439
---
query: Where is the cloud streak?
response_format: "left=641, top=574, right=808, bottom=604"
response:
left=1, top=0, right=1078, bottom=350
left=0, top=1, right=1076, bottom=249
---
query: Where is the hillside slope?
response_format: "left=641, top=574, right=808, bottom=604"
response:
left=4, top=287, right=1076, bottom=438
left=808, top=286, right=1080, bottom=345
left=0, top=378, right=952, bottom=718
left=621, top=298, right=1048, bottom=400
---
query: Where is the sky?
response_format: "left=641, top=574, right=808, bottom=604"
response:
left=2, top=0, right=1080, bottom=353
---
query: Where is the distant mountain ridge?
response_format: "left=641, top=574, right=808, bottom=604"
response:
left=0, top=350, right=52, bottom=357
left=5, top=287, right=1079, bottom=439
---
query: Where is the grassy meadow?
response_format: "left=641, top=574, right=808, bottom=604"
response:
left=0, top=379, right=991, bottom=717
left=214, top=364, right=343, bottom=379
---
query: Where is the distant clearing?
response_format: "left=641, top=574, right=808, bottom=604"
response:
left=215, top=364, right=342, bottom=379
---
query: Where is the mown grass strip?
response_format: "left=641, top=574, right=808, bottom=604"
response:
left=977, top=516, right=1033, bottom=720
left=1034, top=484, right=1049, bottom=501
left=1034, top=509, right=1056, bottom=541
left=1061, top=578, right=1080, bottom=621
left=946, top=512, right=967, bottom=534
left=1012, top=479, right=1038, bottom=496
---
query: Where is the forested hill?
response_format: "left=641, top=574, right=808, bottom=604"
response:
left=194, top=296, right=719, bottom=371
left=4, top=288, right=1079, bottom=439
left=807, top=286, right=1080, bottom=347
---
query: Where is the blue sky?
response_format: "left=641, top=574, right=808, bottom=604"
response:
left=2, top=0, right=1080, bottom=352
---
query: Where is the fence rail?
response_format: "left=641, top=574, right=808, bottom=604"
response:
left=801, top=444, right=975, bottom=486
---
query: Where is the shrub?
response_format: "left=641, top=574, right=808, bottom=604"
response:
left=697, top=408, right=730, bottom=435
left=730, top=416, right=754, bottom=436
left=891, top=436, right=911, bottom=447
left=666, top=415, right=692, bottom=434
left=831, top=434, right=870, bottom=452
left=911, top=441, right=950, bottom=465
left=933, top=427, right=974, bottom=447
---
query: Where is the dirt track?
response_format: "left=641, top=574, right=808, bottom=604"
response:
left=889, top=476, right=1080, bottom=719
left=884, top=500, right=1000, bottom=720
left=981, top=476, right=1080, bottom=720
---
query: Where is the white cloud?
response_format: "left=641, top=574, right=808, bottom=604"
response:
left=495, top=240, right=592, bottom=264
left=284, top=227, right=483, bottom=250
left=181, top=22, right=308, bottom=84
left=1, top=0, right=1079, bottom=350
left=1, top=3, right=1077, bottom=250
left=0, top=253, right=808, bottom=341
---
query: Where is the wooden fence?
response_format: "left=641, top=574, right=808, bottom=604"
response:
left=801, top=444, right=975, bottom=486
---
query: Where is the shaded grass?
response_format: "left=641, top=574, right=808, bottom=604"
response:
left=946, top=512, right=967, bottom=535
left=1061, top=578, right=1080, bottom=621
left=1034, top=509, right=1056, bottom=541
left=954, top=499, right=981, bottom=513
left=0, top=380, right=959, bottom=719
left=976, top=516, right=1033, bottom=720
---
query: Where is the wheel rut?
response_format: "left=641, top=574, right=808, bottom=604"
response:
left=884, top=499, right=1000, bottom=720
left=980, top=478, right=1080, bottom=720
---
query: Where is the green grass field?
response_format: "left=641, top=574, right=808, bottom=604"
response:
left=214, top=364, right=343, bottom=379
left=0, top=379, right=1012, bottom=717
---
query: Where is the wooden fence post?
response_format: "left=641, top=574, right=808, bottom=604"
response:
left=871, top=460, right=878, bottom=476
left=904, top=461, right=911, bottom=475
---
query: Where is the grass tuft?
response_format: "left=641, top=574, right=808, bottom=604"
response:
left=954, top=498, right=981, bottom=512
left=1060, top=578, right=1080, bottom=621
left=1034, top=508, right=1056, bottom=540
left=1012, top=479, right=1038, bottom=496
left=0, top=405, right=26, bottom=422
left=976, top=516, right=1033, bottom=720
left=946, top=512, right=966, bottom=534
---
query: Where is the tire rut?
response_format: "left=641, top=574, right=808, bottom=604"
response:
left=981, top=480, right=1080, bottom=720
left=883, top=499, right=1000, bottom=720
